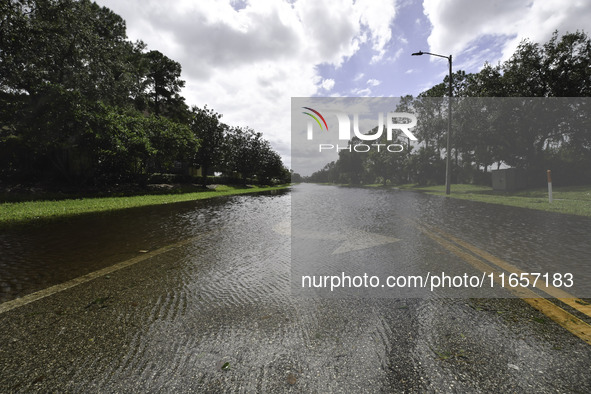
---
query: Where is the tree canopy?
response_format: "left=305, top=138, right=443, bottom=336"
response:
left=0, top=0, right=289, bottom=187
left=306, top=31, right=591, bottom=187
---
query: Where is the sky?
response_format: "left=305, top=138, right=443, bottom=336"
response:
left=94, top=0, right=591, bottom=174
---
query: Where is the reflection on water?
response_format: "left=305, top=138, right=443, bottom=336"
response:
left=2, top=184, right=590, bottom=302
left=292, top=184, right=591, bottom=297
left=2, top=184, right=591, bottom=392
left=418, top=191, right=591, bottom=277
left=0, top=190, right=289, bottom=302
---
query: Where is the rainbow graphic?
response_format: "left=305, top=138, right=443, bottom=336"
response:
left=302, top=107, right=328, bottom=131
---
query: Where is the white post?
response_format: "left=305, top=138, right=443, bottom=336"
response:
left=547, top=170, right=553, bottom=203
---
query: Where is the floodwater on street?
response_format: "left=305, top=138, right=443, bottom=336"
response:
left=1, top=184, right=591, bottom=392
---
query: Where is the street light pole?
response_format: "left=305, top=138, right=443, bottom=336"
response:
left=412, top=51, right=453, bottom=195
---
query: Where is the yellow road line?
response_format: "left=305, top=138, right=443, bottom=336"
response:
left=416, top=223, right=591, bottom=346
left=427, top=224, right=591, bottom=317
left=522, top=297, right=591, bottom=346
left=0, top=234, right=207, bottom=315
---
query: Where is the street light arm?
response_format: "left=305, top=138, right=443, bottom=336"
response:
left=411, top=50, right=450, bottom=60
left=424, top=51, right=450, bottom=60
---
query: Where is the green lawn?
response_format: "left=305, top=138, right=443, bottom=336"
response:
left=0, top=184, right=290, bottom=226
left=395, top=183, right=591, bottom=217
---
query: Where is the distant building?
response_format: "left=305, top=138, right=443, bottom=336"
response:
left=492, top=168, right=526, bottom=191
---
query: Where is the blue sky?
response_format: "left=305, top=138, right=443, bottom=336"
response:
left=94, top=0, right=591, bottom=172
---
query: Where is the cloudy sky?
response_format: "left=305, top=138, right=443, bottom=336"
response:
left=95, top=0, right=590, bottom=173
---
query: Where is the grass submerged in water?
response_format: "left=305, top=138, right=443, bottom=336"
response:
left=0, top=184, right=290, bottom=226
left=395, top=183, right=591, bottom=217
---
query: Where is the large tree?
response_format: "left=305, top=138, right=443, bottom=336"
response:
left=0, top=0, right=137, bottom=182
left=0, top=0, right=287, bottom=186
left=143, top=50, right=186, bottom=119
left=190, top=105, right=225, bottom=177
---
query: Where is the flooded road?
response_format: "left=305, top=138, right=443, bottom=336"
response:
left=1, top=184, right=591, bottom=392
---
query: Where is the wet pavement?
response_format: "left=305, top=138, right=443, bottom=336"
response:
left=1, top=184, right=591, bottom=392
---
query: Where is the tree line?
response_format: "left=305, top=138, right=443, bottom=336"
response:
left=305, top=31, right=591, bottom=187
left=0, top=0, right=289, bottom=187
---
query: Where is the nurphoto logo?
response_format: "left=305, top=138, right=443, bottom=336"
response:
left=302, top=107, right=418, bottom=153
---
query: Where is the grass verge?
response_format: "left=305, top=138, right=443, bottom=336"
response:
left=0, top=184, right=290, bottom=226
left=394, top=183, right=591, bottom=217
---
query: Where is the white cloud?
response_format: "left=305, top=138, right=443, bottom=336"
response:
left=353, top=72, right=365, bottom=82
left=423, top=0, right=591, bottom=66
left=385, top=47, right=404, bottom=63
left=350, top=87, right=372, bottom=96
left=94, top=0, right=399, bottom=169
left=366, top=78, right=381, bottom=87
left=321, top=79, right=336, bottom=91
left=355, top=0, right=398, bottom=63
